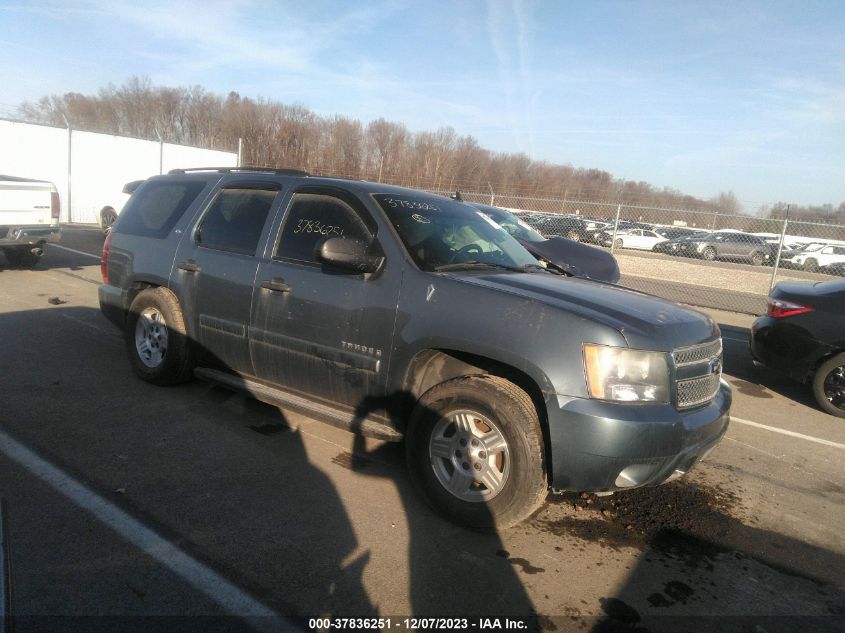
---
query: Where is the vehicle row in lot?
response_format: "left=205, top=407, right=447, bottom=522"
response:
left=514, top=210, right=845, bottom=272
left=100, top=168, right=729, bottom=528
left=751, top=278, right=845, bottom=418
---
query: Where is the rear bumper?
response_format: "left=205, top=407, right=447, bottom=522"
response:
left=749, top=316, right=829, bottom=383
left=99, top=283, right=127, bottom=330
left=0, top=225, right=61, bottom=247
left=545, top=381, right=731, bottom=492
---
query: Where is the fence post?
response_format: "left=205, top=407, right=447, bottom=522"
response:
left=610, top=204, right=622, bottom=254
left=154, top=128, right=163, bottom=175
left=61, top=114, right=72, bottom=223
left=769, top=207, right=790, bottom=292
left=237, top=137, right=244, bottom=167
left=487, top=182, right=495, bottom=206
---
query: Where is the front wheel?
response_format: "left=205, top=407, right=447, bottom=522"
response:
left=125, top=287, right=194, bottom=385
left=702, top=246, right=716, bottom=261
left=406, top=375, right=547, bottom=529
left=750, top=251, right=764, bottom=266
left=565, top=230, right=581, bottom=242
left=803, top=258, right=819, bottom=273
left=613, top=238, right=623, bottom=249
left=812, top=353, right=845, bottom=418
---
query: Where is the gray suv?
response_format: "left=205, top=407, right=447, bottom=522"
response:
left=99, top=168, right=731, bottom=528
left=675, top=232, right=773, bottom=265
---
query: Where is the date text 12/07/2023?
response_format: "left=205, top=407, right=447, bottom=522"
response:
left=307, top=617, right=531, bottom=630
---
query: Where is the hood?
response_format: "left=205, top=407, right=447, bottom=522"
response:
left=519, top=236, right=620, bottom=283
left=448, top=272, right=719, bottom=350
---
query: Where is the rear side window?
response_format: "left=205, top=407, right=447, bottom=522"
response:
left=274, top=193, right=370, bottom=264
left=196, top=188, right=277, bottom=256
left=117, top=180, right=206, bottom=238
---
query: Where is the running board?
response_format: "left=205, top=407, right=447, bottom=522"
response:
left=194, top=368, right=404, bottom=442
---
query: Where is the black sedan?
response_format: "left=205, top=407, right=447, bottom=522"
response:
left=750, top=278, right=845, bottom=417
left=468, top=203, right=620, bottom=283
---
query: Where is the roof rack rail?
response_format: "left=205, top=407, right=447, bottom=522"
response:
left=167, top=166, right=310, bottom=176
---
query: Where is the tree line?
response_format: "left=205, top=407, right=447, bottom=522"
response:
left=17, top=77, right=844, bottom=220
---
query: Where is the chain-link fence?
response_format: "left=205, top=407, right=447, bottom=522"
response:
left=438, top=191, right=845, bottom=316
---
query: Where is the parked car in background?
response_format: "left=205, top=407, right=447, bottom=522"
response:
left=786, top=244, right=845, bottom=272
left=526, top=214, right=591, bottom=242
left=0, top=174, right=61, bottom=267
left=751, top=278, right=845, bottom=418
left=591, top=221, right=654, bottom=246
left=654, top=232, right=705, bottom=255
left=607, top=228, right=669, bottom=251
left=672, top=232, right=773, bottom=265
left=823, top=262, right=845, bottom=277
left=469, top=202, right=620, bottom=283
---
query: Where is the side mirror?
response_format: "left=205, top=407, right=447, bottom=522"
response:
left=317, top=237, right=383, bottom=274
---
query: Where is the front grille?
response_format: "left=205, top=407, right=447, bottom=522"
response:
left=677, top=373, right=721, bottom=409
left=673, top=339, right=722, bottom=366
left=673, top=339, right=722, bottom=409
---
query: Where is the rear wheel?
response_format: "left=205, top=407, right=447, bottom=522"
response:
left=100, top=207, right=118, bottom=235
left=613, top=238, right=623, bottom=249
left=812, top=353, right=845, bottom=418
left=3, top=246, right=41, bottom=268
left=565, top=230, right=581, bottom=242
left=702, top=246, right=716, bottom=261
left=406, top=375, right=547, bottom=529
left=803, top=258, right=819, bottom=272
left=125, top=287, right=194, bottom=385
left=750, top=251, right=764, bottom=266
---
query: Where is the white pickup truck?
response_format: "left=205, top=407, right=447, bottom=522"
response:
left=0, top=175, right=62, bottom=267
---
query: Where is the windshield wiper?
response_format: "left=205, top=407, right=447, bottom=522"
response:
left=434, top=261, right=561, bottom=274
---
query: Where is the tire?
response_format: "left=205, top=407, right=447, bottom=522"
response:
left=125, top=287, right=194, bottom=385
left=803, top=258, right=819, bottom=273
left=405, top=375, right=547, bottom=529
left=812, top=353, right=845, bottom=418
left=750, top=251, right=764, bottom=266
left=613, top=238, right=623, bottom=249
left=100, top=207, right=118, bottom=235
left=565, top=230, right=581, bottom=242
left=702, top=246, right=716, bottom=261
left=3, top=246, right=41, bottom=268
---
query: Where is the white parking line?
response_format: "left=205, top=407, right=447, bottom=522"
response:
left=52, top=244, right=101, bottom=260
left=0, top=429, right=298, bottom=632
left=731, top=416, right=845, bottom=450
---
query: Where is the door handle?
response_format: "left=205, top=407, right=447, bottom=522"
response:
left=177, top=259, right=201, bottom=273
left=260, top=277, right=291, bottom=293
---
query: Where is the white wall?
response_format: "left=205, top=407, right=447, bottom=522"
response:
left=0, top=120, right=237, bottom=223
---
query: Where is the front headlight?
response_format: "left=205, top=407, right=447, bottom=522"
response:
left=583, top=344, right=670, bottom=403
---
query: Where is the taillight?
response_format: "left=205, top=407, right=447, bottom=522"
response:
left=101, top=231, right=112, bottom=284
left=50, top=191, right=61, bottom=219
left=767, top=297, right=814, bottom=318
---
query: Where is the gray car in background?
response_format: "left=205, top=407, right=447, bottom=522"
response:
left=673, top=231, right=774, bottom=265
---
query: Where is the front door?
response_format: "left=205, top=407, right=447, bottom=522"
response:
left=172, top=183, right=280, bottom=375
left=250, top=189, right=401, bottom=409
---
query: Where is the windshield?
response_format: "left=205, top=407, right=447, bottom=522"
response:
left=800, top=243, right=826, bottom=252
left=374, top=194, right=539, bottom=272
left=469, top=204, right=546, bottom=243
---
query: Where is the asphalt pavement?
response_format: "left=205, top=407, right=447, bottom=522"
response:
left=0, top=227, right=842, bottom=632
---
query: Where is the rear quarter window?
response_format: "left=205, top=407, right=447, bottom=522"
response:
left=117, top=180, right=207, bottom=238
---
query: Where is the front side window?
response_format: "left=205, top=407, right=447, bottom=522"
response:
left=275, top=193, right=371, bottom=264
left=196, top=188, right=277, bottom=255
left=374, top=193, right=538, bottom=271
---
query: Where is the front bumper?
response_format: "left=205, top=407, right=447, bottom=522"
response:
left=0, top=225, right=61, bottom=247
left=545, top=381, right=731, bottom=492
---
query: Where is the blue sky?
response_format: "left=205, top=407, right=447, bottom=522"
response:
left=1, top=0, right=843, bottom=208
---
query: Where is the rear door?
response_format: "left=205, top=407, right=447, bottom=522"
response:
left=250, top=187, right=401, bottom=408
left=172, top=182, right=281, bottom=375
